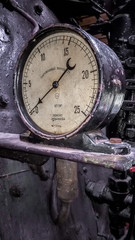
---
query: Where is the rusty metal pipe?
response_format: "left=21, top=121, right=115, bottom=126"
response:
left=0, top=133, right=134, bottom=171
left=56, top=159, right=78, bottom=203
left=55, top=159, right=78, bottom=224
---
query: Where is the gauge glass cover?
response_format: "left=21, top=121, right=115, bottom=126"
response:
left=15, top=26, right=99, bottom=139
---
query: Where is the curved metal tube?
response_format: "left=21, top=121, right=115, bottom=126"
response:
left=9, top=0, right=39, bottom=35
left=51, top=159, right=78, bottom=224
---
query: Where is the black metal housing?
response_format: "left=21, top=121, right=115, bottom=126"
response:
left=14, top=24, right=125, bottom=139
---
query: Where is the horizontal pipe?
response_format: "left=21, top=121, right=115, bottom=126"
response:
left=0, top=133, right=134, bottom=170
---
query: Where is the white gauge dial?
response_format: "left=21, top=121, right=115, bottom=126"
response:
left=21, top=29, right=99, bottom=137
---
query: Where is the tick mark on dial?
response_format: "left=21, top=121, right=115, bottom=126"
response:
left=68, top=37, right=71, bottom=45
left=90, top=69, right=97, bottom=73
left=81, top=111, right=87, bottom=117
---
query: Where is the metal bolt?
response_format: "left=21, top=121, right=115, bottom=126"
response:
left=109, top=138, right=122, bottom=144
left=0, top=95, right=8, bottom=108
left=34, top=5, right=43, bottom=15
left=83, top=167, right=87, bottom=173
left=9, top=186, right=23, bottom=198
left=126, top=128, right=135, bottom=139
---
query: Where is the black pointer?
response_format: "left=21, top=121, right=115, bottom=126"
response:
left=66, top=58, right=76, bottom=71
left=55, top=58, right=76, bottom=85
left=38, top=98, right=42, bottom=104
left=29, top=58, right=76, bottom=115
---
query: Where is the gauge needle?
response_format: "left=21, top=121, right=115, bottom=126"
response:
left=29, top=58, right=76, bottom=115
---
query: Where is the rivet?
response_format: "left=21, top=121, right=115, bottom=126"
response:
left=9, top=186, right=23, bottom=198
left=83, top=167, right=87, bottom=173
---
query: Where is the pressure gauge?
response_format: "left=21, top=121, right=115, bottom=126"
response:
left=14, top=24, right=125, bottom=140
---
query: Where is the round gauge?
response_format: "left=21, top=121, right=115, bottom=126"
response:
left=14, top=24, right=125, bottom=140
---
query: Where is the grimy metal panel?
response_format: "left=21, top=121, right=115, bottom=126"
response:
left=0, top=1, right=112, bottom=239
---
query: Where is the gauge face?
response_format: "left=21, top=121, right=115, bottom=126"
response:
left=15, top=25, right=100, bottom=139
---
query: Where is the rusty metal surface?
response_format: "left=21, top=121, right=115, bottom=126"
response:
left=56, top=159, right=78, bottom=202
left=0, top=1, right=111, bottom=240
left=0, top=133, right=134, bottom=171
left=50, top=159, right=78, bottom=224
